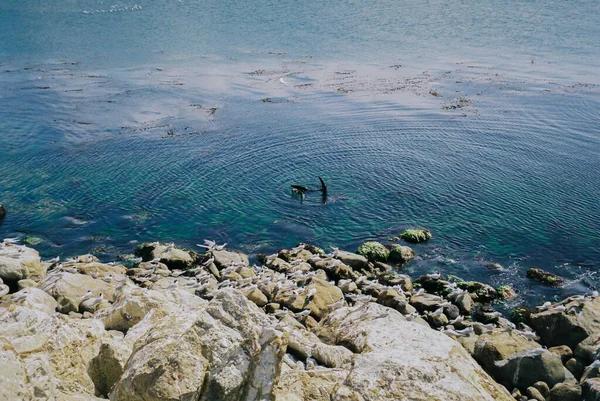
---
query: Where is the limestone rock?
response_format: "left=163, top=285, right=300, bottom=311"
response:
left=39, top=271, right=120, bottom=303
left=1, top=287, right=57, bottom=315
left=565, top=358, right=585, bottom=380
left=96, top=284, right=205, bottom=332
left=245, top=287, right=268, bottom=307
left=307, top=302, right=513, bottom=400
left=56, top=296, right=79, bottom=315
left=267, top=257, right=294, bottom=273
left=284, top=323, right=353, bottom=368
left=531, top=299, right=600, bottom=350
left=88, top=334, right=133, bottom=398
left=0, top=300, right=114, bottom=400
left=377, top=288, right=415, bottom=315
left=212, top=249, right=250, bottom=270
left=0, top=242, right=45, bottom=282
left=110, top=289, right=287, bottom=401
left=17, top=278, right=37, bottom=290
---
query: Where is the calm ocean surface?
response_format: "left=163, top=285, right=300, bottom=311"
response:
left=1, top=0, right=599, bottom=304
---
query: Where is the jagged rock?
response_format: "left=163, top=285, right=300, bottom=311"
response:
left=97, top=283, right=205, bottom=332
left=110, top=289, right=287, bottom=401
left=474, top=331, right=572, bottom=390
left=0, top=204, right=5, bottom=219
left=415, top=276, right=449, bottom=294
left=88, top=334, right=133, bottom=398
left=76, top=254, right=100, bottom=263
left=485, top=263, right=504, bottom=271
left=373, top=261, right=393, bottom=273
left=79, top=297, right=111, bottom=314
left=526, top=268, right=564, bottom=287
left=273, top=369, right=349, bottom=401
left=0, top=242, right=46, bottom=282
left=427, top=311, right=449, bottom=328
left=530, top=298, right=600, bottom=349
left=547, top=382, right=582, bottom=401
left=387, top=244, right=415, bottom=263
left=302, top=302, right=513, bottom=401
left=212, top=249, right=250, bottom=270
left=0, top=299, right=114, bottom=400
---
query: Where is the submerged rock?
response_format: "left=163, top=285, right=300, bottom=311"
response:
left=387, top=243, right=416, bottom=263
left=356, top=241, right=389, bottom=263
left=0, top=204, right=5, bottom=220
left=526, top=267, right=565, bottom=287
left=400, top=228, right=432, bottom=243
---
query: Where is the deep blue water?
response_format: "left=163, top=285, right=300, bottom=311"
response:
left=1, top=0, right=599, bottom=305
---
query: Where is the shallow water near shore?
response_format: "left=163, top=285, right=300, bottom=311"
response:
left=1, top=0, right=599, bottom=306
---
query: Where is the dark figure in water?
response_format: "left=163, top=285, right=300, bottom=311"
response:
left=291, top=177, right=327, bottom=203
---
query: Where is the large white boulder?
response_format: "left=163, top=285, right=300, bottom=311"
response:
left=0, top=242, right=46, bottom=282
left=274, top=302, right=514, bottom=401
left=110, top=288, right=287, bottom=401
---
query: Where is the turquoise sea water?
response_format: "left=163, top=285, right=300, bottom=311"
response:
left=1, top=0, right=599, bottom=304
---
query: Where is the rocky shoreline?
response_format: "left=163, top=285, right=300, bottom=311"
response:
left=1, top=235, right=599, bottom=401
